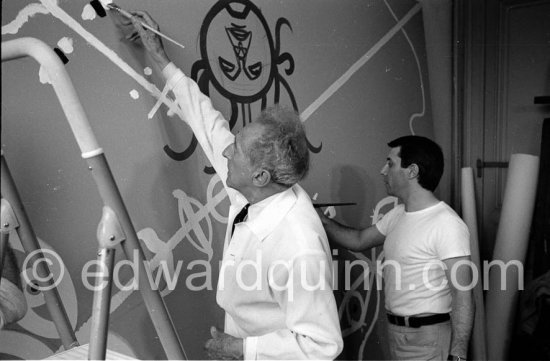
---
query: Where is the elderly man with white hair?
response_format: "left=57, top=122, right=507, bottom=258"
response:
left=121, top=9, right=343, bottom=360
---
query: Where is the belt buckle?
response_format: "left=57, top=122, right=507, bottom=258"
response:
left=404, top=316, right=410, bottom=327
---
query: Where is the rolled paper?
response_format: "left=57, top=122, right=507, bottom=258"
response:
left=485, top=154, right=539, bottom=360
left=461, top=167, right=487, bottom=361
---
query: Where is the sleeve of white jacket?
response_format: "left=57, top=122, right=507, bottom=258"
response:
left=161, top=63, right=235, bottom=198
left=246, top=250, right=343, bottom=360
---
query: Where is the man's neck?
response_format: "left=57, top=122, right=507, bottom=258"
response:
left=245, top=183, right=290, bottom=205
left=401, top=187, right=440, bottom=212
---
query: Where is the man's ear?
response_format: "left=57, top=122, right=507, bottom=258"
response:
left=252, top=169, right=271, bottom=187
left=408, top=163, right=419, bottom=179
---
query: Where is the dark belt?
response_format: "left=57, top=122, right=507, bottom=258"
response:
left=387, top=313, right=450, bottom=328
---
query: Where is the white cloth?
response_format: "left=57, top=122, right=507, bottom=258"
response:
left=0, top=278, right=27, bottom=329
left=162, top=63, right=343, bottom=360
left=376, top=202, right=471, bottom=316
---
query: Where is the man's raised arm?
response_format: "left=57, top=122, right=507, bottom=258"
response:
left=125, top=10, right=235, bottom=195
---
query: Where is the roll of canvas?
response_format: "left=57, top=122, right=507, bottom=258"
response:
left=486, top=154, right=539, bottom=360
left=460, top=167, right=486, bottom=360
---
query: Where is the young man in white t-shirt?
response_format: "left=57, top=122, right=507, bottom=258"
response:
left=319, top=135, right=474, bottom=361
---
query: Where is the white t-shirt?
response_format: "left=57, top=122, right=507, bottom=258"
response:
left=376, top=201, right=470, bottom=316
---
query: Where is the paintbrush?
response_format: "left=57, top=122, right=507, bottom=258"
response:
left=312, top=202, right=357, bottom=208
left=107, top=3, right=186, bottom=50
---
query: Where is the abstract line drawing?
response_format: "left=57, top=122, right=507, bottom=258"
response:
left=0, top=175, right=228, bottom=359
left=336, top=195, right=398, bottom=360
left=165, top=0, right=321, bottom=171
left=300, top=2, right=422, bottom=130
left=382, top=0, right=425, bottom=135
left=2, top=1, right=424, bottom=358
left=1, top=0, right=186, bottom=121
left=1, top=3, right=49, bottom=34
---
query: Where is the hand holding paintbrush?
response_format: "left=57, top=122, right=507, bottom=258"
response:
left=110, top=7, right=172, bottom=69
left=107, top=3, right=186, bottom=51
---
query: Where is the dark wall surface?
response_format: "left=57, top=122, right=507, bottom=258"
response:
left=1, top=1, right=432, bottom=359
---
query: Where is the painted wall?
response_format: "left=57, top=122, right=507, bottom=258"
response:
left=1, top=0, right=433, bottom=359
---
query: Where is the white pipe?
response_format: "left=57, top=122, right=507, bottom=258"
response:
left=1, top=37, right=102, bottom=157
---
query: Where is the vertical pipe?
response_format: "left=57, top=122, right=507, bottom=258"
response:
left=2, top=38, right=187, bottom=359
left=1, top=155, right=78, bottom=349
left=0, top=232, right=9, bottom=281
left=86, top=154, right=186, bottom=360
left=88, top=248, right=115, bottom=360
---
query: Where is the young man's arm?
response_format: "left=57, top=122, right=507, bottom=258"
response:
left=443, top=256, right=475, bottom=360
left=317, top=210, right=385, bottom=251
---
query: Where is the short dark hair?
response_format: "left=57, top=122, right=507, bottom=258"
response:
left=247, top=105, right=309, bottom=187
left=388, top=135, right=443, bottom=192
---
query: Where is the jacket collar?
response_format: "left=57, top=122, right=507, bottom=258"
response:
left=245, top=185, right=297, bottom=242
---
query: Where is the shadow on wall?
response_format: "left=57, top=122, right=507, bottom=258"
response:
left=330, top=164, right=377, bottom=227
left=328, top=165, right=392, bottom=360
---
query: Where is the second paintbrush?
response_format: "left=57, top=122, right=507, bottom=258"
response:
left=312, top=202, right=357, bottom=208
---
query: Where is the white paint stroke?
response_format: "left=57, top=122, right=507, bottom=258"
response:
left=383, top=0, right=426, bottom=135
left=39, top=65, right=51, bottom=84
left=1, top=3, right=50, bottom=35
left=324, top=206, right=336, bottom=218
left=129, top=89, right=140, bottom=99
left=112, top=176, right=226, bottom=304
left=39, top=0, right=183, bottom=119
left=300, top=3, right=422, bottom=122
left=148, top=85, right=169, bottom=118
left=61, top=175, right=228, bottom=357
left=81, top=3, right=96, bottom=21
left=148, top=77, right=176, bottom=119
left=57, top=37, right=74, bottom=54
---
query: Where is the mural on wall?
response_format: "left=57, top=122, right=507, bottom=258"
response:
left=2, top=0, right=428, bottom=359
left=0, top=177, right=228, bottom=359
left=336, top=196, right=399, bottom=358
left=300, top=0, right=424, bottom=131
left=166, top=0, right=321, bottom=172
left=303, top=2, right=424, bottom=358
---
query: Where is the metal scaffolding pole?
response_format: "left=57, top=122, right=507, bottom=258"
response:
left=2, top=37, right=187, bottom=360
